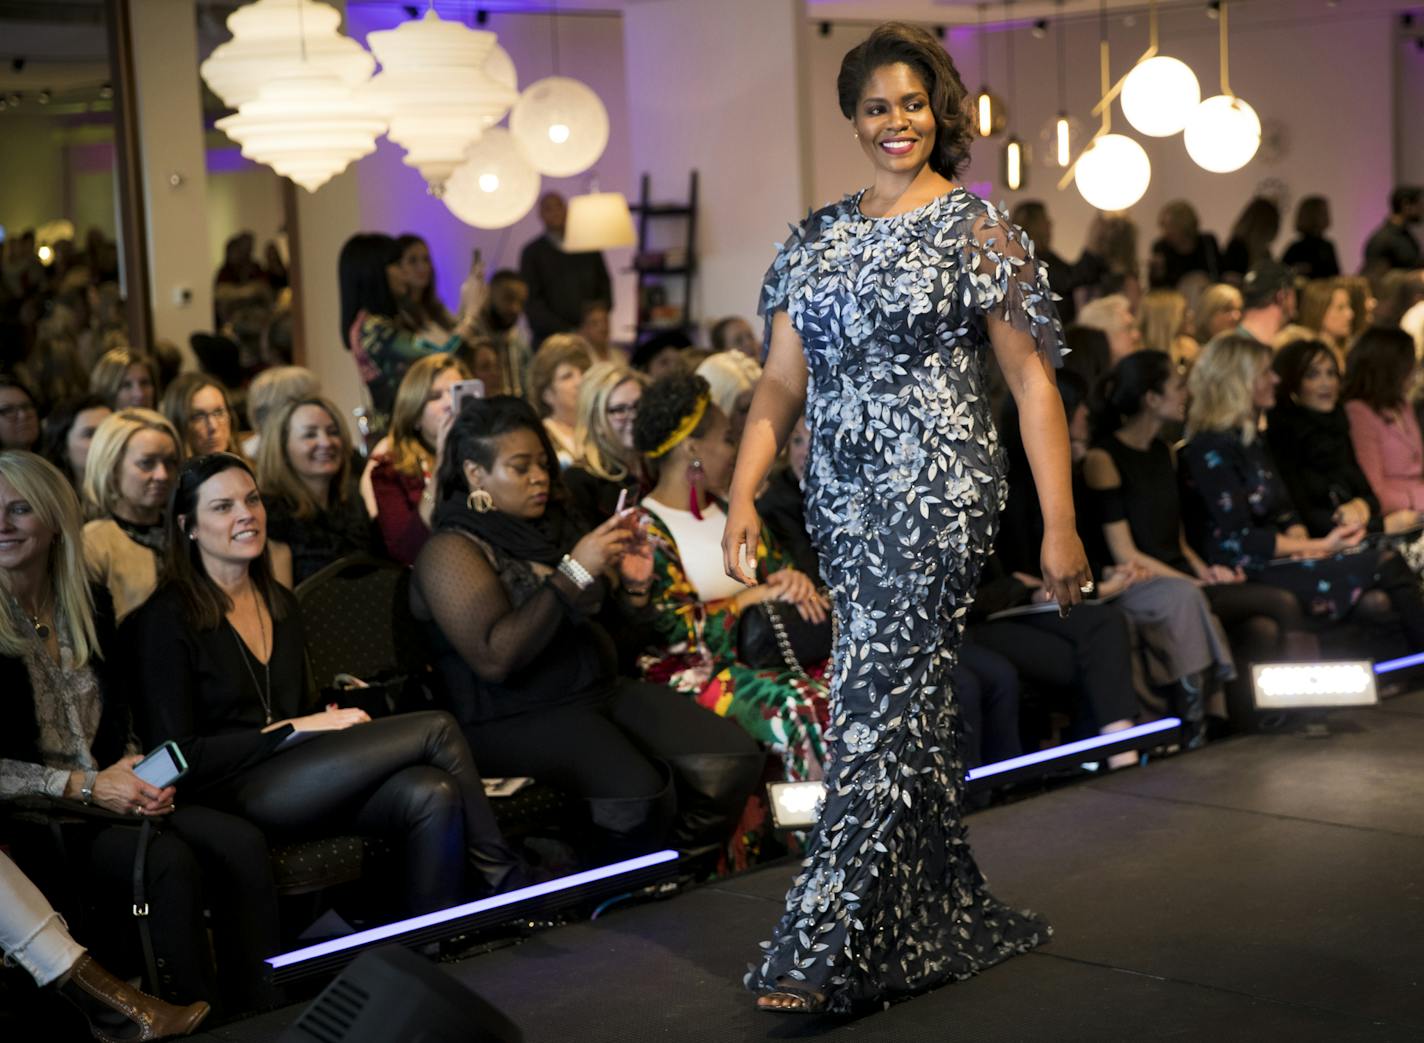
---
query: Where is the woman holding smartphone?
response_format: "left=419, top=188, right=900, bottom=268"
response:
left=0, top=450, right=280, bottom=1020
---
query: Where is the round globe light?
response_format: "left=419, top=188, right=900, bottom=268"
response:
left=443, top=127, right=540, bottom=229
left=1184, top=94, right=1261, bottom=173
left=1073, top=133, right=1152, bottom=211
left=509, top=76, right=608, bottom=177
left=1120, top=55, right=1201, bottom=137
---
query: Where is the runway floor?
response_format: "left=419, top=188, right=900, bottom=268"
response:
left=200, top=691, right=1424, bottom=1042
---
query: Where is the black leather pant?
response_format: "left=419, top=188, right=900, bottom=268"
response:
left=211, top=711, right=525, bottom=914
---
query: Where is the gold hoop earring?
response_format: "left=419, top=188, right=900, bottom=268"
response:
left=467, top=488, right=495, bottom=513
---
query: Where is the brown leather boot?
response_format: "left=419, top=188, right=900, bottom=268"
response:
left=56, top=953, right=210, bottom=1042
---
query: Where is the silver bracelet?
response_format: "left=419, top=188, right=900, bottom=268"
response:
left=558, top=554, right=595, bottom=590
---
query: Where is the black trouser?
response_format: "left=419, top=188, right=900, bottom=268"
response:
left=968, top=603, right=1139, bottom=735
left=87, top=805, right=279, bottom=1018
left=463, top=681, right=764, bottom=860
left=207, top=711, right=524, bottom=914
left=955, top=642, right=1023, bottom=770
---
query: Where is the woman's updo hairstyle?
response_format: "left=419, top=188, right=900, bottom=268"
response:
left=437, top=395, right=562, bottom=503
left=634, top=373, right=716, bottom=457
left=837, top=21, right=974, bottom=181
left=1097, top=350, right=1174, bottom=433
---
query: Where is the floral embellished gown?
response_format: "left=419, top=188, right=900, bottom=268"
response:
left=746, top=188, right=1061, bottom=1011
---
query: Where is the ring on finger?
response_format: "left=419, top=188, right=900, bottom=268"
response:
left=1079, top=580, right=1096, bottom=595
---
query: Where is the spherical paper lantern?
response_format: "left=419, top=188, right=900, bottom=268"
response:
left=1120, top=55, right=1201, bottom=137
left=443, top=127, right=541, bottom=229
left=1184, top=94, right=1261, bottom=173
left=1073, top=133, right=1152, bottom=211
left=509, top=76, right=608, bottom=177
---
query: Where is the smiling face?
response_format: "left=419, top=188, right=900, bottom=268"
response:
left=1145, top=369, right=1189, bottom=424
left=66, top=405, right=112, bottom=480
left=852, top=63, right=937, bottom=177
left=190, top=466, right=266, bottom=570
left=0, top=473, right=53, bottom=575
left=187, top=384, right=232, bottom=455
left=116, top=365, right=155, bottom=409
left=606, top=378, right=642, bottom=451
left=285, top=403, right=343, bottom=486
left=1296, top=350, right=1341, bottom=413
left=116, top=428, right=179, bottom=519
left=464, top=427, right=551, bottom=519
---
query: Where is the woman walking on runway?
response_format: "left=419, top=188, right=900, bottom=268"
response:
left=722, top=22, right=1091, bottom=1014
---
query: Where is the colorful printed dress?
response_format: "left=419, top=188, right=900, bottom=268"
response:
left=635, top=505, right=830, bottom=784
left=746, top=188, right=1060, bottom=1011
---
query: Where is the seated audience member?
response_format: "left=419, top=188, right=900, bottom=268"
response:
left=577, top=301, right=619, bottom=364
left=1059, top=325, right=1112, bottom=392
left=1282, top=195, right=1341, bottom=279
left=1237, top=261, right=1298, bottom=345
left=21, top=329, right=88, bottom=412
left=952, top=644, right=1023, bottom=771
left=163, top=373, right=239, bottom=457
left=0, top=451, right=278, bottom=1017
left=1149, top=200, right=1221, bottom=289
left=1004, top=367, right=1232, bottom=743
left=1181, top=334, right=1424, bottom=647
left=461, top=336, right=507, bottom=398
left=90, top=347, right=159, bottom=410
left=564, top=361, right=650, bottom=523
left=1344, top=327, right=1424, bottom=514
left=756, top=415, right=818, bottom=579
left=40, top=395, right=110, bottom=488
left=409, top=397, right=761, bottom=863
left=369, top=355, right=470, bottom=566
left=81, top=409, right=181, bottom=620
left=240, top=364, right=319, bottom=458
left=1011, top=200, right=1109, bottom=327
left=1338, top=274, right=1377, bottom=335
left=125, top=453, right=531, bottom=912
left=1, top=850, right=209, bottom=1039
left=257, top=396, right=373, bottom=585
left=528, top=334, right=593, bottom=468
left=1373, top=269, right=1424, bottom=330
left=1296, top=279, right=1355, bottom=372
left=469, top=270, right=533, bottom=398
left=1193, top=283, right=1244, bottom=345
left=1139, top=289, right=1198, bottom=368
left=1221, top=197, right=1281, bottom=280
left=632, top=374, right=830, bottom=784
left=696, top=351, right=762, bottom=445
left=1267, top=340, right=1415, bottom=537
left=395, top=233, right=455, bottom=341
left=631, top=329, right=693, bottom=382
left=709, top=316, right=761, bottom=360
left=1085, top=211, right=1142, bottom=308
left=1075, top=294, right=1141, bottom=363
left=0, top=374, right=41, bottom=451
left=1361, top=186, right=1422, bottom=278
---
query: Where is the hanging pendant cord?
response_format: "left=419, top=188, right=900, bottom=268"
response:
left=1219, top=0, right=1232, bottom=96
left=1098, top=0, right=1110, bottom=133
left=1056, top=0, right=1066, bottom=112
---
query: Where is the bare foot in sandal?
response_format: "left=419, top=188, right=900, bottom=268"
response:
left=756, top=979, right=828, bottom=1014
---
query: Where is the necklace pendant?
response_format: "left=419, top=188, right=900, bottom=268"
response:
left=34, top=621, right=50, bottom=640
left=265, top=712, right=272, bottom=725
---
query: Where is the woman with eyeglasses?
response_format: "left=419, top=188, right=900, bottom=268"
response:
left=564, top=361, right=650, bottom=524
left=162, top=374, right=238, bottom=458
left=0, top=374, right=42, bottom=452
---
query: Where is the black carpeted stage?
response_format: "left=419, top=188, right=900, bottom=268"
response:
left=204, top=692, right=1424, bottom=1042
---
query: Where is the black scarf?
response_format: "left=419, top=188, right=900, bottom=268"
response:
left=114, top=515, right=168, bottom=554
left=432, top=491, right=582, bottom=566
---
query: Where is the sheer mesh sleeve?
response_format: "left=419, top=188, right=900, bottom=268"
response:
left=756, top=216, right=811, bottom=357
left=414, top=531, right=596, bottom=684
left=965, top=208, right=1066, bottom=368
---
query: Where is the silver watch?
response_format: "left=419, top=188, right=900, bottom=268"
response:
left=80, top=770, right=97, bottom=805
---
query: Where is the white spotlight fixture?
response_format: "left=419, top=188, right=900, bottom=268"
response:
left=509, top=75, right=609, bottom=177
left=364, top=8, right=517, bottom=194
left=1074, top=133, right=1152, bottom=210
left=1185, top=0, right=1260, bottom=172
left=1250, top=661, right=1378, bottom=710
left=1121, top=55, right=1201, bottom=136
left=443, top=126, right=541, bottom=229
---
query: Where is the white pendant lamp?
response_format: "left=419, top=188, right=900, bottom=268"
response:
left=510, top=76, right=609, bottom=177
left=200, top=0, right=373, bottom=109
left=999, top=1, right=1026, bottom=190
left=564, top=191, right=637, bottom=252
left=1184, top=1, right=1259, bottom=173
left=443, top=127, right=541, bottom=229
left=215, top=68, right=387, bottom=192
left=1122, top=56, right=1200, bottom=137
left=1074, top=134, right=1151, bottom=210
left=364, top=10, right=517, bottom=195
left=483, top=43, right=517, bottom=93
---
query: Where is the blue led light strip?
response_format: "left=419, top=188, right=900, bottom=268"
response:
left=1374, top=651, right=1424, bottom=674
left=266, top=849, right=680, bottom=970
left=966, top=717, right=1182, bottom=781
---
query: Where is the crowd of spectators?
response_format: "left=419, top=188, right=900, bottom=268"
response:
left=2, top=183, right=1422, bottom=1037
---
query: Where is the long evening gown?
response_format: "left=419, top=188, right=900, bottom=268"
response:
left=747, top=187, right=1063, bottom=1011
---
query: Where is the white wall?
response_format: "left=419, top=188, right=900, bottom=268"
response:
left=1399, top=23, right=1424, bottom=188
left=622, top=0, right=812, bottom=335
left=807, top=5, right=1400, bottom=276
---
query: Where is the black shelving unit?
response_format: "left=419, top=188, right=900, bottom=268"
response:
left=629, top=170, right=698, bottom=343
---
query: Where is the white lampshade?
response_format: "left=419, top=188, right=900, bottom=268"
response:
left=443, top=127, right=541, bottom=229
left=1184, top=94, right=1261, bottom=173
left=215, top=69, right=386, bottom=192
left=364, top=10, right=517, bottom=193
left=200, top=0, right=374, bottom=109
left=509, top=76, right=609, bottom=177
left=483, top=42, right=517, bottom=92
left=1073, top=133, right=1152, bottom=211
left=1121, top=55, right=1201, bottom=137
left=564, top=192, right=637, bottom=252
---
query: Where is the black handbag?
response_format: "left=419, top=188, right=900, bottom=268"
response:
left=737, top=600, right=832, bottom=672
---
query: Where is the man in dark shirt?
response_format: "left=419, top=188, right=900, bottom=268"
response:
left=1362, top=186, right=1422, bottom=278
left=1237, top=260, right=1298, bottom=345
left=519, top=192, right=613, bottom=348
left=1010, top=200, right=1105, bottom=326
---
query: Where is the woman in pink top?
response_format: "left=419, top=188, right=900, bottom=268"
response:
left=1343, top=328, right=1424, bottom=513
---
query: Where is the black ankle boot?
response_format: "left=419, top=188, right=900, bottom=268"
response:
left=666, top=752, right=765, bottom=850
left=1175, top=671, right=1208, bottom=749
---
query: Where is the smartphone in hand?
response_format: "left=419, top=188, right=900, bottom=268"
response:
left=133, top=741, right=188, bottom=788
left=451, top=378, right=486, bottom=413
